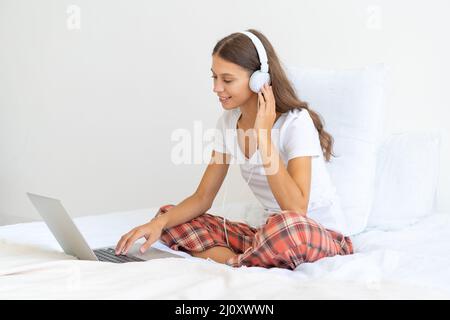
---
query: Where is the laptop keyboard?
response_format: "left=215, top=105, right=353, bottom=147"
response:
left=94, top=248, right=145, bottom=263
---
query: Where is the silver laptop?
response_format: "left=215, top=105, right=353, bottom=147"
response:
left=26, top=192, right=183, bottom=263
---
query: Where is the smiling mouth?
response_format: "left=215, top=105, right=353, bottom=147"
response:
left=219, top=96, right=231, bottom=102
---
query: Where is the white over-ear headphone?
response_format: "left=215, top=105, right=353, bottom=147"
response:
left=240, top=31, right=271, bottom=93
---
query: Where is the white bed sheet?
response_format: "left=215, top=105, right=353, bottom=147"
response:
left=1, top=205, right=450, bottom=299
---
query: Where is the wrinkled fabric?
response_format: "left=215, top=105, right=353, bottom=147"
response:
left=156, top=204, right=353, bottom=270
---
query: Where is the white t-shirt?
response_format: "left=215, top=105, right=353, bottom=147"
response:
left=213, top=107, right=347, bottom=233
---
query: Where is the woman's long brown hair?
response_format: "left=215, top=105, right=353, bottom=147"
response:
left=212, top=29, right=335, bottom=161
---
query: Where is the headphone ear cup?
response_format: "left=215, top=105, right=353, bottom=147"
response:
left=249, top=71, right=271, bottom=93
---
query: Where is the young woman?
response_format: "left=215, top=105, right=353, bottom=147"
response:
left=115, top=29, right=353, bottom=270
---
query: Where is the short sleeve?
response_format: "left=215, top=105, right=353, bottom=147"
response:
left=282, top=109, right=322, bottom=161
left=212, top=113, right=227, bottom=154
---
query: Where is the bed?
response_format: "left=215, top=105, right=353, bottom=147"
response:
left=1, top=203, right=449, bottom=300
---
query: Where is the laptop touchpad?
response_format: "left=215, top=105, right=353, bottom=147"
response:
left=128, top=243, right=184, bottom=260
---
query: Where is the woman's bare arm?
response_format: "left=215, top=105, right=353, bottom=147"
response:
left=155, top=150, right=231, bottom=229
left=115, top=151, right=231, bottom=255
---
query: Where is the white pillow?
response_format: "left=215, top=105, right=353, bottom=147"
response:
left=366, top=130, right=441, bottom=230
left=286, top=64, right=387, bottom=236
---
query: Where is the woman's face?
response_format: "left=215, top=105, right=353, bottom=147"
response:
left=211, top=54, right=255, bottom=110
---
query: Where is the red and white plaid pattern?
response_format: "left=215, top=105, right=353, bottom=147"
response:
left=156, top=204, right=353, bottom=270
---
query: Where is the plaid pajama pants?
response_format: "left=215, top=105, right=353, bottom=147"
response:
left=156, top=204, right=354, bottom=270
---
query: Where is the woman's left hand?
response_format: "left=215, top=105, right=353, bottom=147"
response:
left=254, top=83, right=276, bottom=144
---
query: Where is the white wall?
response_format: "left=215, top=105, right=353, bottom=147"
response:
left=1, top=0, right=449, bottom=225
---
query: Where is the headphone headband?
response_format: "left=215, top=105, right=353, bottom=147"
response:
left=240, top=31, right=269, bottom=73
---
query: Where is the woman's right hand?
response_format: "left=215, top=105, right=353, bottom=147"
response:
left=115, top=214, right=167, bottom=255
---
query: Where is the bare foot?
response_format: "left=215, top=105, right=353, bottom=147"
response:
left=191, top=246, right=237, bottom=264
